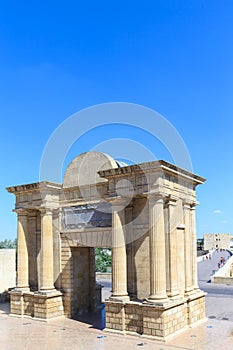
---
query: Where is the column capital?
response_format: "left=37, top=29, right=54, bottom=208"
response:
left=190, top=201, right=199, bottom=209
left=182, top=198, right=198, bottom=208
left=183, top=202, right=192, bottom=210
left=107, top=196, right=130, bottom=212
left=165, top=195, right=178, bottom=207
left=14, top=208, right=28, bottom=216
left=145, top=193, right=166, bottom=205
left=39, top=207, right=53, bottom=216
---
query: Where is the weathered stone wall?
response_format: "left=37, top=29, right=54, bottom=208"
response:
left=125, top=303, right=143, bottom=334
left=60, top=236, right=72, bottom=317
left=105, top=303, right=125, bottom=332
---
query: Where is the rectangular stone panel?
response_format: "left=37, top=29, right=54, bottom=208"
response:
left=62, top=203, right=112, bottom=230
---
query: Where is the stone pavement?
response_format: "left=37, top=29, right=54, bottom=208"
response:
left=1, top=251, right=233, bottom=350
left=0, top=302, right=233, bottom=350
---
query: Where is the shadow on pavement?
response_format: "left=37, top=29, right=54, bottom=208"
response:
left=73, top=304, right=106, bottom=330
left=0, top=302, right=10, bottom=315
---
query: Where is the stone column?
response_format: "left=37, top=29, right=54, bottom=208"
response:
left=28, top=211, right=38, bottom=289
left=183, top=202, right=193, bottom=294
left=16, top=210, right=29, bottom=291
left=166, top=198, right=179, bottom=297
left=190, top=204, right=199, bottom=290
left=111, top=204, right=129, bottom=301
left=125, top=205, right=136, bottom=298
left=39, top=208, right=55, bottom=292
left=148, top=196, right=167, bottom=301
left=52, top=208, right=62, bottom=289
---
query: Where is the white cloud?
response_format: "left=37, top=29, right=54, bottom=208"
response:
left=213, top=209, right=222, bottom=214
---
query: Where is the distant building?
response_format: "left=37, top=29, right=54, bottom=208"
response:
left=204, top=233, right=232, bottom=251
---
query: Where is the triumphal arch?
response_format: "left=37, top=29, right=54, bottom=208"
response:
left=7, top=152, right=206, bottom=340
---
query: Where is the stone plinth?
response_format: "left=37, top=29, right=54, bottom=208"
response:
left=10, top=290, right=64, bottom=320
left=105, top=291, right=206, bottom=341
left=186, top=292, right=206, bottom=326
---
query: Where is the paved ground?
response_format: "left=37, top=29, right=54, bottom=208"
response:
left=0, top=304, right=232, bottom=350
left=0, top=251, right=232, bottom=349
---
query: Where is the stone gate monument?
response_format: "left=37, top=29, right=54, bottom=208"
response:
left=7, top=151, right=206, bottom=341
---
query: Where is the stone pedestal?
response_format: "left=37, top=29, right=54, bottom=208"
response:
left=186, top=291, right=206, bottom=326
left=10, top=291, right=25, bottom=316
left=105, top=291, right=206, bottom=341
left=10, top=290, right=64, bottom=320
left=34, top=292, right=63, bottom=319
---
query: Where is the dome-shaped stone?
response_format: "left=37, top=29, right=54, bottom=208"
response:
left=63, top=151, right=118, bottom=188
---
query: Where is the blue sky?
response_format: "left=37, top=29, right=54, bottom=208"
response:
left=0, top=0, right=232, bottom=240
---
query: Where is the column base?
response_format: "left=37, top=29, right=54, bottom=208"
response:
left=185, top=288, right=206, bottom=300
left=184, top=288, right=197, bottom=297
left=14, top=287, right=30, bottom=293
left=146, top=293, right=168, bottom=304
left=38, top=288, right=58, bottom=296
left=108, top=294, right=130, bottom=302
left=144, top=294, right=186, bottom=309
left=143, top=298, right=167, bottom=307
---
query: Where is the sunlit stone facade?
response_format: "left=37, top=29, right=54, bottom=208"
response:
left=7, top=151, right=206, bottom=341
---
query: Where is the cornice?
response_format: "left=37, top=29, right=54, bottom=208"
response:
left=98, top=159, right=206, bottom=185
left=6, top=181, right=62, bottom=194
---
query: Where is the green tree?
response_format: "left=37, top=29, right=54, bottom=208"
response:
left=0, top=238, right=17, bottom=249
left=95, top=248, right=112, bottom=272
